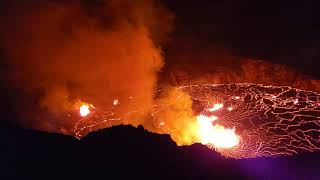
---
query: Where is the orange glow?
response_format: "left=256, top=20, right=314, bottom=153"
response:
left=196, top=114, right=239, bottom=149
left=113, top=99, right=119, bottom=105
left=227, top=107, right=233, bottom=111
left=208, top=103, right=223, bottom=112
left=80, top=104, right=90, bottom=117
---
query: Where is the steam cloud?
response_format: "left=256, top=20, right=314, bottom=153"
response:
left=1, top=0, right=173, bottom=133
left=2, top=0, right=320, bottom=153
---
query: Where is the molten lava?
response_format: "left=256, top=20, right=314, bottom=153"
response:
left=196, top=114, right=240, bottom=149
left=80, top=104, right=90, bottom=117
left=208, top=103, right=224, bottom=112
left=72, top=83, right=320, bottom=158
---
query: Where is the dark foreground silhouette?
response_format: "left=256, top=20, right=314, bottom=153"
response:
left=1, top=122, right=320, bottom=179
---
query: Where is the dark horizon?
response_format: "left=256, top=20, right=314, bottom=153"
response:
left=161, top=0, right=320, bottom=78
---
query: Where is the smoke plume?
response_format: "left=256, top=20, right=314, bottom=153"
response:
left=2, top=1, right=320, bottom=155
left=1, top=0, right=174, bottom=133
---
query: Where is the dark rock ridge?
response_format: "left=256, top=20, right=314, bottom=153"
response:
left=1, top=123, right=320, bottom=179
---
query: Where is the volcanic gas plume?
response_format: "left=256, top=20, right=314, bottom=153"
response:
left=2, top=1, right=320, bottom=159
left=1, top=0, right=173, bottom=132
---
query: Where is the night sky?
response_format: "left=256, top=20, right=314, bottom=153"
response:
left=1, top=0, right=320, bottom=179
left=162, top=0, right=320, bottom=77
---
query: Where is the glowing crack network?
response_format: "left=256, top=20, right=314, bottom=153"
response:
left=72, top=83, right=320, bottom=159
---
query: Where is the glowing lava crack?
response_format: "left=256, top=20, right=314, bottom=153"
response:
left=72, top=83, right=320, bottom=159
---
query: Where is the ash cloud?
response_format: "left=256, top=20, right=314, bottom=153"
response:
left=1, top=0, right=174, bottom=133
